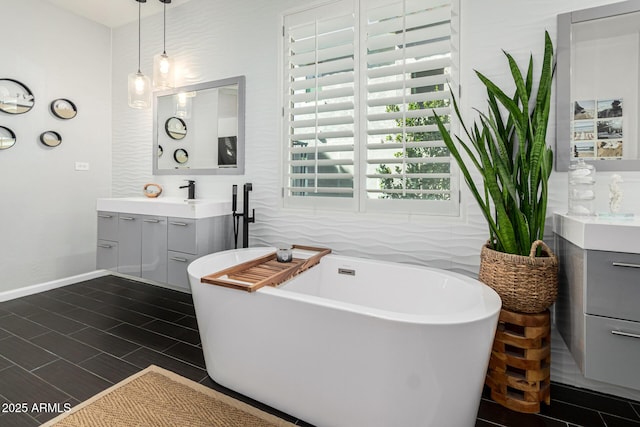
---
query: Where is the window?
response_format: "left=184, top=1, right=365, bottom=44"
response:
left=283, top=0, right=458, bottom=215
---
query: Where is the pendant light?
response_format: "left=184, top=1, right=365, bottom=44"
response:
left=153, top=0, right=174, bottom=89
left=128, top=0, right=151, bottom=109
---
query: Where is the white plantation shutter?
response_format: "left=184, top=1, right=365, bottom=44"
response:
left=283, top=1, right=357, bottom=210
left=283, top=0, right=458, bottom=215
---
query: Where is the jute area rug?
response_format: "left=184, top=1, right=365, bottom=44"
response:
left=42, top=365, right=296, bottom=427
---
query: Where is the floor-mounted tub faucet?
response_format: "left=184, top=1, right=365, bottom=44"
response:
left=180, top=180, right=196, bottom=199
left=231, top=183, right=254, bottom=248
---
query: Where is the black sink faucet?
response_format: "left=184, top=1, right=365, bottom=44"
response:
left=180, top=180, right=196, bottom=199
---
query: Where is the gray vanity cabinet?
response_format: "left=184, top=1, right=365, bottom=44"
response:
left=97, top=211, right=118, bottom=271
left=100, top=213, right=168, bottom=280
left=556, top=236, right=640, bottom=391
left=97, top=210, right=232, bottom=292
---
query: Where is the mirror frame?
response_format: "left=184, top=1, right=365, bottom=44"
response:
left=153, top=75, right=245, bottom=175
left=556, top=1, right=640, bottom=171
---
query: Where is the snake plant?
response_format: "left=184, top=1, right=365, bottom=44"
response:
left=435, top=31, right=554, bottom=256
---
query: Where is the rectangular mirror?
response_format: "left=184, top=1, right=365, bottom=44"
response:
left=556, top=1, right=640, bottom=171
left=153, top=75, right=245, bottom=175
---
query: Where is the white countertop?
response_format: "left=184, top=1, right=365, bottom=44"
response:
left=97, top=197, right=232, bottom=219
left=553, top=212, right=640, bottom=253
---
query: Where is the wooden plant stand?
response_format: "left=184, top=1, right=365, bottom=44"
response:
left=485, top=309, right=551, bottom=413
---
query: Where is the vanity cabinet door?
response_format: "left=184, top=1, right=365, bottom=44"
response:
left=585, top=314, right=640, bottom=390
left=117, top=214, right=142, bottom=277
left=141, top=215, right=168, bottom=283
left=97, top=240, right=118, bottom=271
left=168, top=218, right=197, bottom=254
left=97, top=211, right=118, bottom=240
left=586, top=250, right=640, bottom=322
left=167, top=251, right=197, bottom=291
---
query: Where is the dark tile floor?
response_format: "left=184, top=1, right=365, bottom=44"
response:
left=0, top=275, right=638, bottom=426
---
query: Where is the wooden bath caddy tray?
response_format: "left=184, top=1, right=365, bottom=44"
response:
left=201, top=245, right=331, bottom=292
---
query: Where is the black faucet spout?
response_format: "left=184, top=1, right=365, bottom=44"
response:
left=180, top=180, right=196, bottom=199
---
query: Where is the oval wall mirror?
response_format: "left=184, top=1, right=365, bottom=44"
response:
left=174, top=148, right=188, bottom=164
left=40, top=131, right=62, bottom=147
left=0, top=78, right=35, bottom=114
left=0, top=126, right=16, bottom=149
left=165, top=117, right=187, bottom=140
left=50, top=98, right=77, bottom=119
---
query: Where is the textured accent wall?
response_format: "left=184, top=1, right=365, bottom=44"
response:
left=111, top=0, right=640, bottom=278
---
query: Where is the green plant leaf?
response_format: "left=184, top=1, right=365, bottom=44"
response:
left=433, top=31, right=554, bottom=255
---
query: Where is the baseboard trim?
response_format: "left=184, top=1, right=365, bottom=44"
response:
left=108, top=271, right=191, bottom=294
left=0, top=270, right=110, bottom=302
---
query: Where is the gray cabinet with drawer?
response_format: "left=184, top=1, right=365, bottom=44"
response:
left=167, top=215, right=232, bottom=291
left=97, top=210, right=232, bottom=292
left=585, top=315, right=640, bottom=390
left=556, top=235, right=640, bottom=390
left=97, top=211, right=118, bottom=271
left=98, top=211, right=118, bottom=240
left=586, top=250, right=640, bottom=323
left=97, top=240, right=118, bottom=271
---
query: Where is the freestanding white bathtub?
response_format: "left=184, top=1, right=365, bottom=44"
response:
left=188, top=247, right=501, bottom=427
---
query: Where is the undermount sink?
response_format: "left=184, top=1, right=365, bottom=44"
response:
left=96, top=197, right=231, bottom=219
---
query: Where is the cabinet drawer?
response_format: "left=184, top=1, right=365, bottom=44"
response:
left=168, top=218, right=197, bottom=254
left=97, top=211, right=118, bottom=241
left=585, top=314, right=640, bottom=390
left=167, top=251, right=197, bottom=291
left=586, top=250, right=640, bottom=322
left=97, top=240, right=118, bottom=271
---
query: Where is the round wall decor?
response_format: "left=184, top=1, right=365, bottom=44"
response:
left=40, top=131, right=62, bottom=147
left=50, top=98, right=77, bottom=119
left=0, top=78, right=35, bottom=114
left=0, top=126, right=16, bottom=149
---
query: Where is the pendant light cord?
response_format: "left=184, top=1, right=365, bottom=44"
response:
left=163, top=1, right=167, bottom=55
left=137, top=0, right=142, bottom=73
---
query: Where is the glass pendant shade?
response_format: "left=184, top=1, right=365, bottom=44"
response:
left=128, top=71, right=151, bottom=109
left=128, top=0, right=150, bottom=109
left=153, top=52, right=174, bottom=89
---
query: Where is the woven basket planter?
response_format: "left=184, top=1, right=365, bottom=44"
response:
left=479, top=240, right=558, bottom=314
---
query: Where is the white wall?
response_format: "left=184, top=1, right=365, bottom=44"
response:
left=0, top=1, right=112, bottom=294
